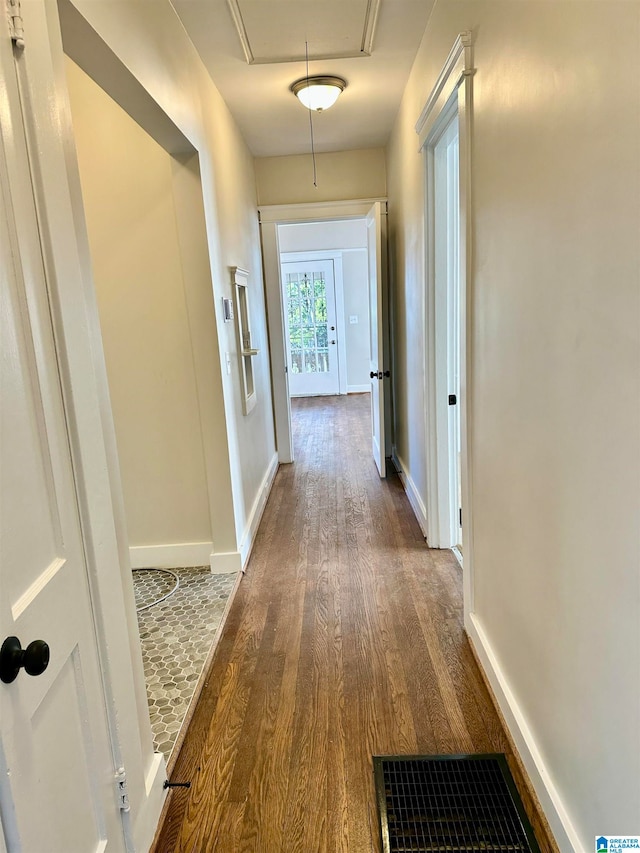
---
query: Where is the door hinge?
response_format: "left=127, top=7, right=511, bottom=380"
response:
left=459, top=507, right=462, bottom=526
left=6, top=0, right=24, bottom=48
left=115, top=767, right=130, bottom=812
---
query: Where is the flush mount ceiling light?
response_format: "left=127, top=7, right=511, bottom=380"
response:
left=290, top=76, right=347, bottom=112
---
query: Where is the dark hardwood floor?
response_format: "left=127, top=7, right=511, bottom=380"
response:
left=152, top=394, right=556, bottom=853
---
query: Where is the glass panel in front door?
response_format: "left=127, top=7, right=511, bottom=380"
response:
left=286, top=271, right=330, bottom=374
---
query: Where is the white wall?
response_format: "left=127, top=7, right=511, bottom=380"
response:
left=279, top=220, right=371, bottom=390
left=278, top=219, right=367, bottom=253
left=387, top=2, right=640, bottom=849
left=255, top=148, right=386, bottom=205
left=64, top=0, right=277, bottom=567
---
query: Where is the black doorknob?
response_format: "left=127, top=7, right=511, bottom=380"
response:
left=370, top=371, right=377, bottom=379
left=0, top=637, right=50, bottom=684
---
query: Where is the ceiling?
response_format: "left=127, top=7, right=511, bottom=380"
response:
left=171, top=0, right=435, bottom=157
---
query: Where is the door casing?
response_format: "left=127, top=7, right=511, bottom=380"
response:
left=259, top=198, right=388, bottom=464
left=417, top=32, right=475, bottom=621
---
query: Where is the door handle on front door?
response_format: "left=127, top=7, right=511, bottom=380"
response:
left=0, top=636, right=50, bottom=683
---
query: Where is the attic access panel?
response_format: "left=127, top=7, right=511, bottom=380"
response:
left=374, top=754, right=542, bottom=853
left=228, top=0, right=380, bottom=63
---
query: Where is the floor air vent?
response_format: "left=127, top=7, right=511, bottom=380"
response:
left=373, top=754, right=541, bottom=853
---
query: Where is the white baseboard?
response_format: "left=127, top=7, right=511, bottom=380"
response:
left=391, top=447, right=428, bottom=537
left=467, top=612, right=580, bottom=852
left=347, top=384, right=370, bottom=393
left=129, top=541, right=213, bottom=569
left=239, top=452, right=279, bottom=567
left=209, top=550, right=242, bottom=575
left=132, top=750, right=166, bottom=853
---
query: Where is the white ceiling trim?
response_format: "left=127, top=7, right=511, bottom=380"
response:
left=226, top=0, right=254, bottom=63
left=361, top=0, right=381, bottom=55
left=225, top=0, right=382, bottom=65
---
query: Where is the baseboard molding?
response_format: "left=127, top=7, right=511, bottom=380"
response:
left=347, top=384, right=370, bottom=394
left=391, top=447, right=428, bottom=537
left=239, top=452, right=279, bottom=568
left=129, top=541, right=213, bottom=569
left=209, top=551, right=242, bottom=575
left=466, top=612, right=580, bottom=852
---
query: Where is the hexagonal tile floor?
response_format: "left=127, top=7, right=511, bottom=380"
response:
left=133, top=566, right=237, bottom=760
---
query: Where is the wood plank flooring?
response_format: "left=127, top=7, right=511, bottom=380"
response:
left=152, top=394, right=556, bottom=853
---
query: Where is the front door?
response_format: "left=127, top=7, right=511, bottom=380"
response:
left=0, top=27, right=125, bottom=853
left=282, top=260, right=340, bottom=397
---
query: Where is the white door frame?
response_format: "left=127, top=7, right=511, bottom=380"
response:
left=417, top=32, right=475, bottom=620
left=280, top=251, right=347, bottom=396
left=6, top=0, right=167, bottom=847
left=427, top=107, right=460, bottom=549
left=259, top=198, right=386, bottom=464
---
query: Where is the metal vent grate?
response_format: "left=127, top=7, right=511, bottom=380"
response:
left=373, top=754, right=541, bottom=853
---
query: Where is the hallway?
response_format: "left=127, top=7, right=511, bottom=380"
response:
left=154, top=395, right=554, bottom=852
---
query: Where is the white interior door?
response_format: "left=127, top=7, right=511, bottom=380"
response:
left=367, top=202, right=388, bottom=478
left=0, top=39, right=125, bottom=853
left=282, top=260, right=340, bottom=396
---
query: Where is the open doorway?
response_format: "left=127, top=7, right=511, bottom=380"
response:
left=260, top=201, right=391, bottom=474
left=279, top=219, right=372, bottom=401
left=423, top=100, right=466, bottom=558
left=424, top=104, right=463, bottom=553
left=63, top=54, right=235, bottom=761
left=434, top=112, right=462, bottom=555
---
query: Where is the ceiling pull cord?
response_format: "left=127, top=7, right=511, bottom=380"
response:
left=305, top=41, right=318, bottom=188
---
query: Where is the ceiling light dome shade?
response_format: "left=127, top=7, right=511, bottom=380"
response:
left=291, top=76, right=347, bottom=111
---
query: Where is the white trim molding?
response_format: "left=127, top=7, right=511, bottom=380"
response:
left=129, top=541, right=214, bottom=569
left=210, top=551, right=243, bottom=575
left=467, top=614, right=581, bottom=852
left=417, top=31, right=476, bottom=620
left=347, top=384, right=370, bottom=394
left=415, top=32, right=475, bottom=147
left=239, top=452, right=279, bottom=567
left=128, top=541, right=243, bottom=574
left=260, top=198, right=388, bottom=465
left=391, top=448, right=428, bottom=538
